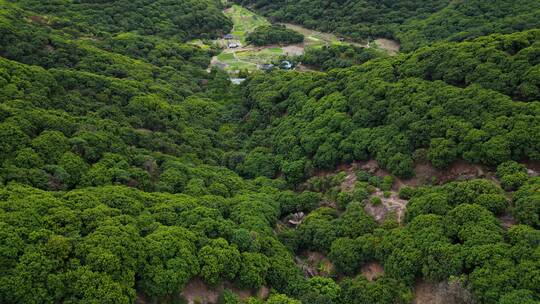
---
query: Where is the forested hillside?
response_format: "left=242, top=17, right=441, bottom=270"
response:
left=231, top=30, right=540, bottom=183
left=233, top=0, right=448, bottom=42
left=0, top=0, right=539, bottom=304
left=233, top=0, right=540, bottom=50
left=16, top=0, right=232, bottom=40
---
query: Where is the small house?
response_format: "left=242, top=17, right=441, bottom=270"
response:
left=280, top=60, right=293, bottom=70
left=224, top=34, right=234, bottom=40
left=230, top=78, right=246, bottom=85
left=260, top=63, right=275, bottom=71
left=228, top=42, right=239, bottom=48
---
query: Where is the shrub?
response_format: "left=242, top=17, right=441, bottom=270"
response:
left=371, top=197, right=382, bottom=206
left=399, top=186, right=415, bottom=199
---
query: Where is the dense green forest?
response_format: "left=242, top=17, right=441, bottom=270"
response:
left=300, top=44, right=385, bottom=70
left=16, top=0, right=232, bottom=40
left=246, top=25, right=304, bottom=46
left=0, top=0, right=539, bottom=303
left=233, top=0, right=540, bottom=50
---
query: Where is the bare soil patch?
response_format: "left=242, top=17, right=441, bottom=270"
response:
left=410, top=160, right=495, bottom=186
left=295, top=251, right=334, bottom=278
left=28, top=15, right=48, bottom=25
left=413, top=279, right=473, bottom=304
left=355, top=159, right=497, bottom=189
left=295, top=63, right=321, bottom=72
left=340, top=166, right=358, bottom=192
left=181, top=278, right=220, bottom=304
left=282, top=44, right=305, bottom=56
left=374, top=38, right=400, bottom=55
left=365, top=188, right=408, bottom=223
left=499, top=213, right=516, bottom=229
left=179, top=278, right=269, bottom=304
left=360, top=262, right=384, bottom=281
left=525, top=160, right=540, bottom=177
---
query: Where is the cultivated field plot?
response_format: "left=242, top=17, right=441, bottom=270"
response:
left=225, top=5, right=270, bottom=43
left=209, top=4, right=400, bottom=74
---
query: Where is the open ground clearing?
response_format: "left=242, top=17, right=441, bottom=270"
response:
left=208, top=5, right=400, bottom=74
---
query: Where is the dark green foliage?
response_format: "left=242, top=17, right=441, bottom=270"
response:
left=301, top=44, right=384, bottom=70
left=233, top=31, right=540, bottom=181
left=235, top=0, right=540, bottom=51
left=339, top=276, right=412, bottom=304
left=399, top=30, right=540, bottom=101
left=371, top=197, right=382, bottom=206
left=238, top=252, right=270, bottom=289
left=0, top=183, right=296, bottom=302
left=397, top=0, right=540, bottom=51
left=246, top=25, right=304, bottom=46
left=2, top=1, right=540, bottom=303
left=398, top=186, right=415, bottom=199
left=234, top=0, right=449, bottom=42
left=513, top=178, right=540, bottom=228
left=18, top=0, right=232, bottom=40
left=497, top=161, right=528, bottom=191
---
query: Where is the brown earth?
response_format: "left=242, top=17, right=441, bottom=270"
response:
left=413, top=279, right=473, bottom=304
left=295, top=251, right=334, bottom=278
left=374, top=38, right=400, bottom=55
left=134, top=278, right=270, bottom=304
left=316, top=158, right=529, bottom=224
left=365, top=189, right=408, bottom=223
left=360, top=262, right=384, bottom=281
left=181, top=278, right=220, bottom=304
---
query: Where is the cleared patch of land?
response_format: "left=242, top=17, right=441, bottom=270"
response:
left=413, top=279, right=473, bottom=304
left=361, top=262, right=385, bottom=281
left=208, top=5, right=400, bottom=74
left=180, top=278, right=270, bottom=304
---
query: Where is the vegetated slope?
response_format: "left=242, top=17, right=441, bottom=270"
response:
left=0, top=0, right=218, bottom=98
left=1, top=1, right=540, bottom=304
left=227, top=30, right=540, bottom=183
left=233, top=0, right=449, bottom=41
left=246, top=25, right=304, bottom=46
left=16, top=0, right=232, bottom=40
left=300, top=44, right=387, bottom=70
left=0, top=0, right=235, bottom=192
left=397, top=0, right=540, bottom=51
left=233, top=0, right=540, bottom=50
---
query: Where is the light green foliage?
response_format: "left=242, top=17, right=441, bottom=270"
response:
left=265, top=293, right=301, bottom=304
left=219, top=289, right=241, bottom=304
left=371, top=197, right=382, bottom=206
left=238, top=252, right=270, bottom=290
left=497, top=161, right=528, bottom=191
left=198, top=238, right=241, bottom=286
left=512, top=178, right=540, bottom=228
left=339, top=276, right=412, bottom=304
left=306, top=276, right=341, bottom=301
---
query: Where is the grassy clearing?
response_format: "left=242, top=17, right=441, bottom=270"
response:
left=217, top=52, right=235, bottom=61
left=212, top=4, right=373, bottom=73
left=225, top=5, right=270, bottom=43
left=187, top=39, right=211, bottom=50
left=267, top=47, right=283, bottom=53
